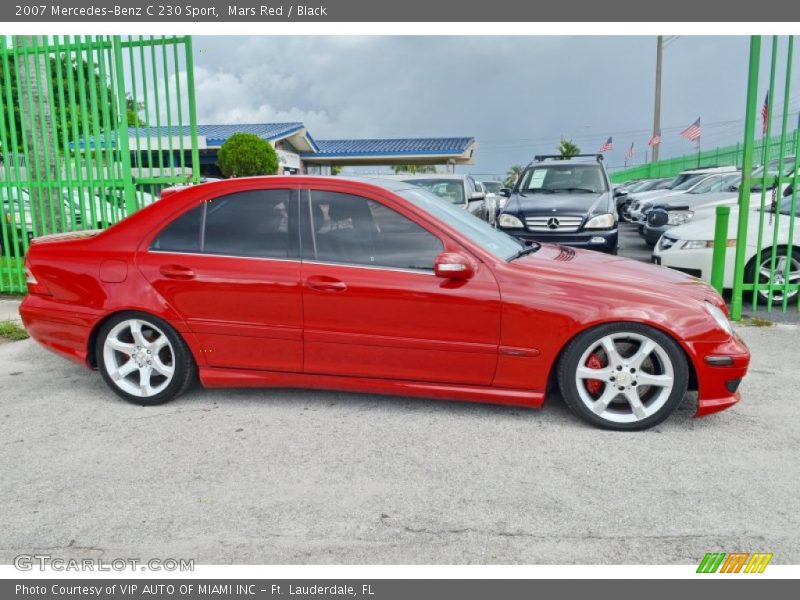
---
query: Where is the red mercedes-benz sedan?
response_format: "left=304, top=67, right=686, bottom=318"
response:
left=20, top=176, right=750, bottom=430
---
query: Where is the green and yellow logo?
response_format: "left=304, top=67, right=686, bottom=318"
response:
left=697, top=552, right=773, bottom=573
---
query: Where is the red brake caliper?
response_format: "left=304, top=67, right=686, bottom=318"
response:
left=585, top=352, right=604, bottom=396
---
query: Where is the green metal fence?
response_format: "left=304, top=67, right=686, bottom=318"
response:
left=0, top=35, right=199, bottom=293
left=726, top=36, right=800, bottom=318
left=610, top=130, right=800, bottom=184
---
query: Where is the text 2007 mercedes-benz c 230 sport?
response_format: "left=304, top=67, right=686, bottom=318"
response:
left=20, top=176, right=750, bottom=431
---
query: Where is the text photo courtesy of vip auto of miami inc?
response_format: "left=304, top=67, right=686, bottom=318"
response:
left=0, top=5, right=799, bottom=597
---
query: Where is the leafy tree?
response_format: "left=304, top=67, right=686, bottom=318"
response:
left=504, top=164, right=522, bottom=187
left=0, top=52, right=143, bottom=153
left=558, top=139, right=581, bottom=158
left=392, top=164, right=437, bottom=174
left=331, top=165, right=342, bottom=176
left=217, top=132, right=279, bottom=178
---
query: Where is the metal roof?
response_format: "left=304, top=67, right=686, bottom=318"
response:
left=306, top=137, right=475, bottom=158
left=125, top=122, right=318, bottom=151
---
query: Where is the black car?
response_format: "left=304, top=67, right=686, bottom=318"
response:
left=497, top=155, right=618, bottom=253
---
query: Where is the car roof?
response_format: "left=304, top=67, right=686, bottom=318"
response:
left=381, top=173, right=469, bottom=181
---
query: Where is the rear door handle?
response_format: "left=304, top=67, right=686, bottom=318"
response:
left=306, top=276, right=347, bottom=292
left=159, top=264, right=195, bottom=280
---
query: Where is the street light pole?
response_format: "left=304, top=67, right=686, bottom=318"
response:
left=652, top=35, right=663, bottom=163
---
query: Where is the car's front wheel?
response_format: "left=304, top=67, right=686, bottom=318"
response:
left=557, top=323, right=689, bottom=431
left=97, top=312, right=196, bottom=405
left=745, top=247, right=800, bottom=304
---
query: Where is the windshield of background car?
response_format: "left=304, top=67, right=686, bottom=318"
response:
left=653, top=179, right=673, bottom=189
left=688, top=174, right=733, bottom=194
left=397, top=187, right=523, bottom=260
left=403, top=179, right=465, bottom=205
left=751, top=157, right=797, bottom=191
left=517, top=164, right=608, bottom=195
left=483, top=181, right=502, bottom=194
left=672, top=173, right=708, bottom=191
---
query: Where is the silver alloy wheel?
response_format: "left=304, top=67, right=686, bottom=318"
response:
left=574, top=332, right=675, bottom=424
left=102, top=318, right=175, bottom=398
left=757, top=255, right=800, bottom=302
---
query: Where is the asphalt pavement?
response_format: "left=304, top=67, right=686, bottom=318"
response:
left=1, top=322, right=798, bottom=564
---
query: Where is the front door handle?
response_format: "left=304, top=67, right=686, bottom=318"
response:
left=306, top=276, right=347, bottom=292
left=159, top=264, right=195, bottom=280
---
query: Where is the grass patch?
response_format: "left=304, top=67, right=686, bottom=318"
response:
left=0, top=320, right=28, bottom=341
left=736, top=316, right=774, bottom=327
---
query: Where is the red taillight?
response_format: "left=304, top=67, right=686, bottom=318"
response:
left=25, top=266, right=51, bottom=296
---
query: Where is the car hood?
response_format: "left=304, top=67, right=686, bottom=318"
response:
left=505, top=191, right=608, bottom=216
left=513, top=243, right=720, bottom=304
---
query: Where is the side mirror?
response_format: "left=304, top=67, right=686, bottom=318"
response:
left=434, top=252, right=475, bottom=280
left=500, top=188, right=512, bottom=197
left=784, top=184, right=794, bottom=197
left=470, top=191, right=486, bottom=201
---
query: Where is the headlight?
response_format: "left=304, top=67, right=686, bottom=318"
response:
left=584, top=213, right=615, bottom=229
left=498, top=213, right=524, bottom=228
left=680, top=239, right=737, bottom=249
left=667, top=210, right=694, bottom=225
left=705, top=301, right=733, bottom=336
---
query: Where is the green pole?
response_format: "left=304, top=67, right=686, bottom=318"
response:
left=111, top=36, right=136, bottom=215
left=710, top=205, right=731, bottom=294
left=731, top=36, right=762, bottom=321
left=184, top=36, right=200, bottom=183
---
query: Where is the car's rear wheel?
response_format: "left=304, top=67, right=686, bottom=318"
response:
left=745, top=247, right=800, bottom=304
left=557, top=323, right=688, bottom=431
left=96, top=312, right=195, bottom=405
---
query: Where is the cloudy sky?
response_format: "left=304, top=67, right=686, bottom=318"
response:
left=193, top=36, right=797, bottom=177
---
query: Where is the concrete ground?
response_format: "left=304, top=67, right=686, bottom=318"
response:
left=0, top=322, right=798, bottom=564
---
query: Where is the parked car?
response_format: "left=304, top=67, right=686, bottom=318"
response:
left=481, top=180, right=505, bottom=218
left=390, top=174, right=494, bottom=224
left=497, top=155, right=618, bottom=253
left=20, top=176, right=749, bottom=431
left=1, top=187, right=85, bottom=255
left=630, top=172, right=741, bottom=232
left=616, top=178, right=671, bottom=221
left=652, top=189, right=799, bottom=303
left=624, top=166, right=739, bottom=222
left=640, top=173, right=742, bottom=245
left=645, top=157, right=797, bottom=247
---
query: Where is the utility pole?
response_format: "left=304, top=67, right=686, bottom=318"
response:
left=651, top=35, right=663, bottom=163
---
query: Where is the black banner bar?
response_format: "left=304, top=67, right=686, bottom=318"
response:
left=3, top=579, right=798, bottom=600
left=2, top=0, right=799, bottom=22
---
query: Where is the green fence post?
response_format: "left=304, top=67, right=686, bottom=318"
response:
left=111, top=36, right=136, bottom=215
left=710, top=205, right=731, bottom=294
left=184, top=36, right=200, bottom=183
left=731, top=36, right=762, bottom=321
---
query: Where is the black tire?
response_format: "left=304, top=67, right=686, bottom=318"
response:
left=557, top=322, right=689, bottom=431
left=96, top=311, right=196, bottom=406
left=744, top=246, right=800, bottom=304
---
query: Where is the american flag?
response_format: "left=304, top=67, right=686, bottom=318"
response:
left=626, top=142, right=635, bottom=160
left=762, top=91, right=770, bottom=135
left=648, top=131, right=661, bottom=146
left=598, top=136, right=613, bottom=153
left=680, top=117, right=702, bottom=142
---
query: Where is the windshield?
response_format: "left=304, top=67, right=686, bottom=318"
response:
left=751, top=156, right=797, bottom=191
left=398, top=187, right=523, bottom=260
left=671, top=173, right=709, bottom=191
left=482, top=181, right=502, bottom=194
left=403, top=178, right=465, bottom=205
left=517, top=164, right=607, bottom=195
left=688, top=174, right=738, bottom=194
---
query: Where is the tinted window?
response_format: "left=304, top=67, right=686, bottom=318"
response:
left=305, top=191, right=443, bottom=271
left=151, top=189, right=292, bottom=258
left=204, top=190, right=290, bottom=258
left=152, top=204, right=204, bottom=252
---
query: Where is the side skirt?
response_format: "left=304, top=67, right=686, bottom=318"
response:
left=198, top=367, right=545, bottom=409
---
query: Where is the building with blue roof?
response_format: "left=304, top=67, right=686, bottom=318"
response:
left=126, top=122, right=477, bottom=177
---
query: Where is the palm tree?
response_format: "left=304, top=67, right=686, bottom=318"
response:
left=504, top=164, right=522, bottom=188
left=558, top=139, right=581, bottom=158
